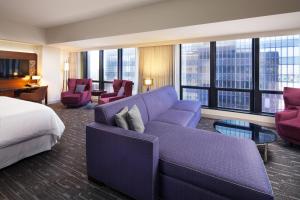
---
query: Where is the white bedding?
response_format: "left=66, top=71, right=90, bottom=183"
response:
left=0, top=97, right=65, bottom=148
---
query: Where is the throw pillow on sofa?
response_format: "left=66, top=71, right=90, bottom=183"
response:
left=127, top=105, right=145, bottom=133
left=117, top=86, right=125, bottom=97
left=75, top=84, right=86, bottom=93
left=115, top=107, right=129, bottom=130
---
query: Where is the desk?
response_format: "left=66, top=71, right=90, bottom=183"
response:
left=0, top=85, right=48, bottom=105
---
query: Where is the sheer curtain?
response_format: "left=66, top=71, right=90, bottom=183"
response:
left=69, top=52, right=83, bottom=79
left=138, top=45, right=174, bottom=93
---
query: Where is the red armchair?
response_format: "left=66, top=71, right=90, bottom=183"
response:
left=61, top=78, right=92, bottom=107
left=275, top=87, right=300, bottom=145
left=99, top=79, right=133, bottom=104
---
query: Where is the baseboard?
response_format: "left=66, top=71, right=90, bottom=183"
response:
left=47, top=99, right=61, bottom=105
left=202, top=108, right=275, bottom=128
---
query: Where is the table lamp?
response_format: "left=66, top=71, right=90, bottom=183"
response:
left=144, top=78, right=153, bottom=92
left=32, top=75, right=41, bottom=85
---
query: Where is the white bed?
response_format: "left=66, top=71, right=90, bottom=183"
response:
left=0, top=96, right=65, bottom=169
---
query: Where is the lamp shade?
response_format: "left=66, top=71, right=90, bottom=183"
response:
left=64, top=62, right=69, bottom=71
left=144, top=78, right=153, bottom=86
left=32, top=75, right=41, bottom=80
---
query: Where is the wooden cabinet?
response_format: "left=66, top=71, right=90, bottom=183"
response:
left=0, top=90, right=14, bottom=97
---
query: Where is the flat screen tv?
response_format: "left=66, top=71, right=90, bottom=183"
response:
left=0, top=58, right=30, bottom=79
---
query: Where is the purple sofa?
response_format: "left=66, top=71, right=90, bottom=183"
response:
left=86, top=86, right=274, bottom=200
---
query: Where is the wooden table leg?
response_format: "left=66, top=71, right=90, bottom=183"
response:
left=45, top=89, right=48, bottom=105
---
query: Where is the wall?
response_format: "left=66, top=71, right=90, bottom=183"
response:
left=0, top=19, right=45, bottom=44
left=40, top=46, right=66, bottom=103
left=46, top=0, right=300, bottom=44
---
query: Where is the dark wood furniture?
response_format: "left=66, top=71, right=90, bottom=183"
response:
left=0, top=85, right=48, bottom=105
left=91, top=90, right=107, bottom=102
left=0, top=50, right=44, bottom=103
left=20, top=86, right=48, bottom=104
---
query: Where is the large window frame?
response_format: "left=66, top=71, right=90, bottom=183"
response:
left=87, top=48, right=137, bottom=92
left=179, top=37, right=296, bottom=116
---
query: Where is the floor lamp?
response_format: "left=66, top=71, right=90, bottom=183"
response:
left=63, top=61, right=69, bottom=91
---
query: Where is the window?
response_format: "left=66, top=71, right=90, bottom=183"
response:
left=181, top=43, right=210, bottom=106
left=180, top=35, right=300, bottom=115
left=260, top=35, right=300, bottom=91
left=216, top=39, right=252, bottom=110
left=182, top=88, right=208, bottom=106
left=87, top=50, right=100, bottom=90
left=122, top=48, right=138, bottom=94
left=87, top=48, right=138, bottom=93
left=259, top=35, right=300, bottom=113
left=217, top=91, right=250, bottom=110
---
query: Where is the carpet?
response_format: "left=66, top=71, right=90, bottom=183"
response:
left=0, top=103, right=299, bottom=200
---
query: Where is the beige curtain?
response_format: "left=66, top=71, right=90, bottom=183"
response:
left=138, top=45, right=174, bottom=92
left=69, top=52, right=83, bottom=78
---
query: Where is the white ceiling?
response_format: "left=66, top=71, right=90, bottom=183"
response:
left=54, top=12, right=300, bottom=50
left=0, top=0, right=164, bottom=28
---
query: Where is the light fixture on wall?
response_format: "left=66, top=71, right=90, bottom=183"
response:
left=63, top=58, right=70, bottom=91
left=143, top=78, right=153, bottom=92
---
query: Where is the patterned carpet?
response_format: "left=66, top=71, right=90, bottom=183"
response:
left=0, top=103, right=299, bottom=200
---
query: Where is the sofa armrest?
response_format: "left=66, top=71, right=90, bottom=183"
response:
left=86, top=122, right=159, bottom=200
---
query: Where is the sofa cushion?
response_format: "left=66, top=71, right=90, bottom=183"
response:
left=172, top=100, right=201, bottom=113
left=153, top=109, right=194, bottom=127
left=142, top=86, right=178, bottom=121
left=95, top=95, right=149, bottom=126
left=145, top=121, right=274, bottom=200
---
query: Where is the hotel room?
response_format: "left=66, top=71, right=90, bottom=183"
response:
left=0, top=0, right=299, bottom=199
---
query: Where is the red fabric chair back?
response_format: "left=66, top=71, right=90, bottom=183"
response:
left=112, top=79, right=123, bottom=93
left=68, top=79, right=77, bottom=92
left=283, top=87, right=300, bottom=110
left=123, top=80, right=133, bottom=97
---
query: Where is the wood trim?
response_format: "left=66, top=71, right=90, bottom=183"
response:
left=0, top=50, right=37, bottom=60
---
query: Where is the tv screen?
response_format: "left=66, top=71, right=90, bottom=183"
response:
left=0, top=58, right=29, bottom=79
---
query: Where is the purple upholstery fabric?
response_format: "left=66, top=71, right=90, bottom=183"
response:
left=159, top=174, right=229, bottom=200
left=153, top=109, right=194, bottom=127
left=275, top=87, right=300, bottom=144
left=87, top=86, right=273, bottom=200
left=95, top=94, right=149, bottom=126
left=172, top=100, right=201, bottom=113
left=145, top=121, right=273, bottom=200
left=187, top=110, right=201, bottom=128
left=142, top=86, right=178, bottom=121
left=86, top=122, right=159, bottom=200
